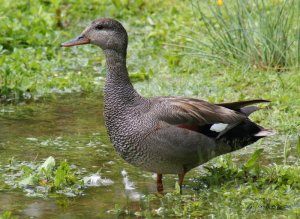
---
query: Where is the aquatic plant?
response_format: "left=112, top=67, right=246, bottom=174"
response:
left=2, top=156, right=84, bottom=197
left=0, top=211, right=17, bottom=219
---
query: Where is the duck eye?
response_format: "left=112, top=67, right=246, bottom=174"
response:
left=95, top=25, right=104, bottom=30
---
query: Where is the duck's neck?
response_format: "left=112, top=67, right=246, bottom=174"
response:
left=104, top=49, right=141, bottom=105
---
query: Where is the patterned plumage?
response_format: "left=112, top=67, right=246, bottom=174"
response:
left=62, top=18, right=274, bottom=192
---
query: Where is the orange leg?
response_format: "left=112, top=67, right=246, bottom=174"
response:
left=156, top=173, right=163, bottom=193
left=178, top=172, right=186, bottom=193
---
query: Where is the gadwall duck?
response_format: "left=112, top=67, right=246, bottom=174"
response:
left=62, top=18, right=274, bottom=192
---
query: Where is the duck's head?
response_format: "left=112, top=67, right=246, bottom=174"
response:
left=61, top=18, right=128, bottom=54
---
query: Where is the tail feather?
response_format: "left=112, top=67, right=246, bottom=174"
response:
left=240, top=106, right=261, bottom=116
left=218, top=99, right=270, bottom=110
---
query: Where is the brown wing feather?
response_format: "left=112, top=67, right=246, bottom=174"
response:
left=150, top=97, right=246, bottom=126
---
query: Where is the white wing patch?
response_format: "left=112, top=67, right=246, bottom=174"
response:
left=210, top=123, right=229, bottom=132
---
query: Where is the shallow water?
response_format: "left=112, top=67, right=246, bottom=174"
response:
left=0, top=93, right=177, bottom=218
left=0, top=93, right=294, bottom=218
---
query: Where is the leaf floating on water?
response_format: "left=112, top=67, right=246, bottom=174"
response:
left=38, top=156, right=55, bottom=174
left=18, top=175, right=35, bottom=187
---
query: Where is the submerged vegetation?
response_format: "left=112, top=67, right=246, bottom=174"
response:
left=2, top=156, right=83, bottom=197
left=0, top=0, right=299, bottom=218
